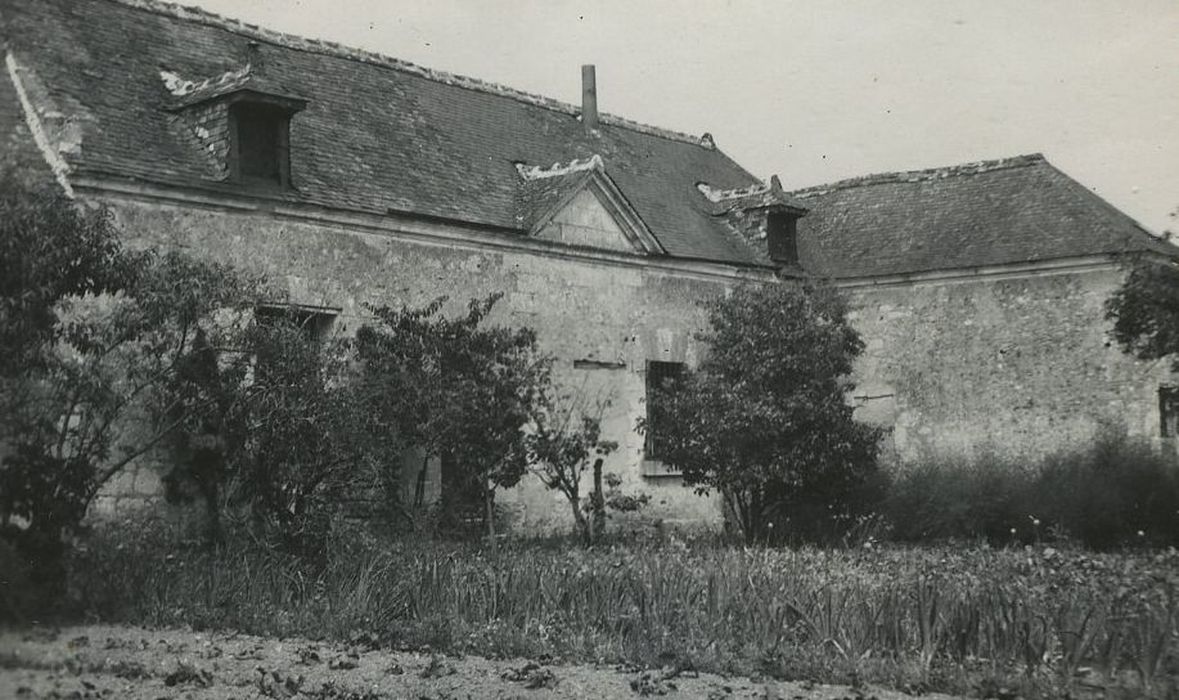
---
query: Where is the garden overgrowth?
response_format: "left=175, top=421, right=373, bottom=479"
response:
left=65, top=522, right=1179, bottom=699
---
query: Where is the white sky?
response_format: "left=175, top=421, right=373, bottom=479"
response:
left=189, top=0, right=1179, bottom=235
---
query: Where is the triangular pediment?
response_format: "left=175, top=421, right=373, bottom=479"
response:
left=534, top=186, right=640, bottom=252
left=523, top=163, right=664, bottom=255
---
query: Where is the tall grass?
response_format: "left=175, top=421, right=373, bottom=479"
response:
left=70, top=524, right=1179, bottom=698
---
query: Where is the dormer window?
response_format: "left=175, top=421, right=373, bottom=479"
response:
left=230, top=101, right=290, bottom=188
left=766, top=210, right=799, bottom=265
left=162, top=63, right=307, bottom=191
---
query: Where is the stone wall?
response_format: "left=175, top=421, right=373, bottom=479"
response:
left=83, top=182, right=1173, bottom=530
left=88, top=185, right=751, bottom=534
left=844, top=264, right=1172, bottom=468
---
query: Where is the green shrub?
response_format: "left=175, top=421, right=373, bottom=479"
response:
left=885, top=455, right=1034, bottom=544
left=1037, top=432, right=1179, bottom=548
left=885, top=432, right=1179, bottom=548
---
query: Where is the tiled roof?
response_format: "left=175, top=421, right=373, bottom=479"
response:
left=1, top=0, right=768, bottom=265
left=791, top=154, right=1177, bottom=278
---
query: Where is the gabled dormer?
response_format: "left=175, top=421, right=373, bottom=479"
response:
left=515, top=155, right=665, bottom=255
left=160, top=52, right=306, bottom=190
left=697, top=175, right=808, bottom=269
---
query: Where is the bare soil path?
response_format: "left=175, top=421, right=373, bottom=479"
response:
left=0, top=624, right=966, bottom=699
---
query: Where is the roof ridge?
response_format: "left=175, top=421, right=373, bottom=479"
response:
left=103, top=0, right=716, bottom=149
left=792, top=153, right=1047, bottom=198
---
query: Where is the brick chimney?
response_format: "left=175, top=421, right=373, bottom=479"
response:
left=581, top=64, right=598, bottom=133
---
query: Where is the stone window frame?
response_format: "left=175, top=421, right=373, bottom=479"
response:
left=228, top=99, right=294, bottom=189
left=1159, top=386, right=1179, bottom=438
left=642, top=359, right=685, bottom=477
left=766, top=209, right=800, bottom=265
left=254, top=302, right=339, bottom=342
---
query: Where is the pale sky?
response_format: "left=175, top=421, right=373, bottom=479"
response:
left=189, top=0, right=1179, bottom=235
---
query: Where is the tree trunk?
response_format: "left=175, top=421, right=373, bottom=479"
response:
left=413, top=452, right=429, bottom=508
left=203, top=482, right=223, bottom=546
left=590, top=458, right=605, bottom=543
left=570, top=495, right=590, bottom=544
left=484, top=479, right=497, bottom=552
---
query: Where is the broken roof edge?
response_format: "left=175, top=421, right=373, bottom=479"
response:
left=105, top=0, right=717, bottom=149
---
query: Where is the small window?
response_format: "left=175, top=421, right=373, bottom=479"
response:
left=766, top=211, right=799, bottom=265
left=1160, top=387, right=1179, bottom=438
left=231, top=102, right=290, bottom=187
left=251, top=305, right=338, bottom=386
left=645, top=361, right=684, bottom=462
left=254, top=304, right=336, bottom=342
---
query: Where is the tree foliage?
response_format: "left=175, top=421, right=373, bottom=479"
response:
left=527, top=390, right=618, bottom=543
left=641, top=281, right=881, bottom=543
left=0, top=173, right=127, bottom=377
left=164, top=315, right=389, bottom=554
left=0, top=174, right=260, bottom=600
left=1105, top=257, right=1179, bottom=370
left=355, top=294, right=551, bottom=541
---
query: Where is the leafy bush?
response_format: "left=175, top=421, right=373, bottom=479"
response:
left=164, top=315, right=389, bottom=557
left=885, top=432, right=1179, bottom=548
left=0, top=170, right=258, bottom=605
left=885, top=455, right=1034, bottom=544
left=1036, top=431, right=1179, bottom=549
left=640, top=281, right=882, bottom=544
left=355, top=294, right=552, bottom=541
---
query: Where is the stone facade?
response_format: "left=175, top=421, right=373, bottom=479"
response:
left=845, top=263, right=1171, bottom=467
left=81, top=180, right=763, bottom=532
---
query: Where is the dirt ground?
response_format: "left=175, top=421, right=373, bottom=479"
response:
left=0, top=624, right=967, bottom=699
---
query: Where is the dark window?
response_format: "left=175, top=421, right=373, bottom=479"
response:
left=766, top=211, right=799, bottom=264
left=231, top=102, right=289, bottom=187
left=251, top=305, right=336, bottom=386
left=1161, top=386, right=1179, bottom=437
left=645, top=361, right=684, bottom=461
left=254, top=305, right=335, bottom=342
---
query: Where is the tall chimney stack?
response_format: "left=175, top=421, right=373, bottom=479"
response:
left=581, top=64, right=598, bottom=133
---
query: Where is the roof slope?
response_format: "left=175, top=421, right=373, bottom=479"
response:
left=1, top=0, right=766, bottom=264
left=792, top=154, right=1177, bottom=278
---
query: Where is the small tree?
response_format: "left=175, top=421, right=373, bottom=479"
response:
left=527, top=390, right=618, bottom=543
left=164, top=312, right=394, bottom=554
left=1105, top=256, right=1179, bottom=369
left=0, top=172, right=126, bottom=378
left=641, top=281, right=881, bottom=543
left=356, top=293, right=551, bottom=542
left=0, top=173, right=258, bottom=597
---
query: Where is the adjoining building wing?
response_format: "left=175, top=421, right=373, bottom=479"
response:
left=792, top=154, right=1178, bottom=280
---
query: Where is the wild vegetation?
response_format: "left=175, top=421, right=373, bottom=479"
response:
left=64, top=524, right=1179, bottom=699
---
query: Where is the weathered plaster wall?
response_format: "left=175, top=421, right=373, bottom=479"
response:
left=845, top=266, right=1171, bottom=467
left=91, top=188, right=736, bottom=534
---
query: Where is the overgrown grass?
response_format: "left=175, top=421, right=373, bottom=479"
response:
left=68, top=523, right=1179, bottom=699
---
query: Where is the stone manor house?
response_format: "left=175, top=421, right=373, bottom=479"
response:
left=4, top=0, right=1177, bottom=532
